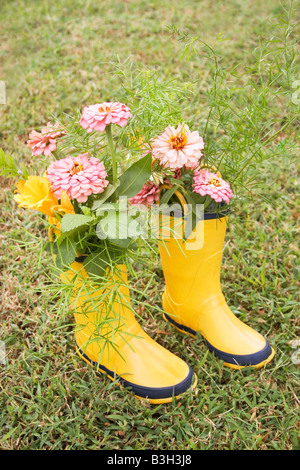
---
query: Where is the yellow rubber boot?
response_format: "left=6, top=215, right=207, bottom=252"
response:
left=61, top=257, right=197, bottom=403
left=158, top=213, right=275, bottom=369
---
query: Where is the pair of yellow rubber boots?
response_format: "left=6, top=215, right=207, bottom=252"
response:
left=62, top=213, right=275, bottom=404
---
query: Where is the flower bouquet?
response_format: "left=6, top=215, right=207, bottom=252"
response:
left=8, top=100, right=203, bottom=404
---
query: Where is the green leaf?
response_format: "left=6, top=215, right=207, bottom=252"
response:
left=97, top=209, right=134, bottom=241
left=95, top=202, right=120, bottom=216
left=185, top=190, right=210, bottom=213
left=160, top=185, right=180, bottom=206
left=83, top=249, right=109, bottom=277
left=0, top=148, right=26, bottom=178
left=60, top=214, right=93, bottom=233
left=56, top=236, right=77, bottom=269
left=183, top=191, right=206, bottom=240
left=168, top=177, right=184, bottom=186
left=81, top=206, right=91, bottom=216
left=117, top=153, right=152, bottom=198
left=22, top=164, right=29, bottom=180
left=108, top=237, right=132, bottom=250
left=92, top=182, right=120, bottom=210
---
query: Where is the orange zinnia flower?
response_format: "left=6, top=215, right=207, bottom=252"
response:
left=48, top=190, right=75, bottom=239
left=14, top=176, right=75, bottom=240
left=14, top=175, right=59, bottom=216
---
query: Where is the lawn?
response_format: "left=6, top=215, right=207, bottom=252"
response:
left=0, top=0, right=299, bottom=450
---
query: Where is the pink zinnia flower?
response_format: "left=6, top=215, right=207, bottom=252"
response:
left=80, top=102, right=132, bottom=133
left=193, top=169, right=233, bottom=204
left=47, top=153, right=109, bottom=203
left=152, top=123, right=204, bottom=170
left=27, top=122, right=66, bottom=157
left=129, top=181, right=160, bottom=207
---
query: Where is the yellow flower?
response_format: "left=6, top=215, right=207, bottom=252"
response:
left=48, top=190, right=75, bottom=240
left=14, top=176, right=75, bottom=240
left=51, top=190, right=75, bottom=217
left=14, top=175, right=58, bottom=216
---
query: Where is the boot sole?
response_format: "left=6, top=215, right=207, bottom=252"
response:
left=163, top=313, right=275, bottom=370
left=75, top=341, right=198, bottom=404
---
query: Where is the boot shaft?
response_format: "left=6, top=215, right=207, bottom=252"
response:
left=158, top=215, right=228, bottom=304
left=60, top=262, right=138, bottom=354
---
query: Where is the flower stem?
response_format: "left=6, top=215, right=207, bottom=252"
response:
left=105, top=125, right=117, bottom=186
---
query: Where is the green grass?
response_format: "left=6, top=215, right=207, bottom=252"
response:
left=0, top=0, right=299, bottom=450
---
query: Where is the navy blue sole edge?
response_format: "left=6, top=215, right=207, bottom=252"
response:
left=75, top=341, right=195, bottom=400
left=164, top=313, right=197, bottom=337
left=164, top=313, right=273, bottom=367
left=162, top=209, right=229, bottom=220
